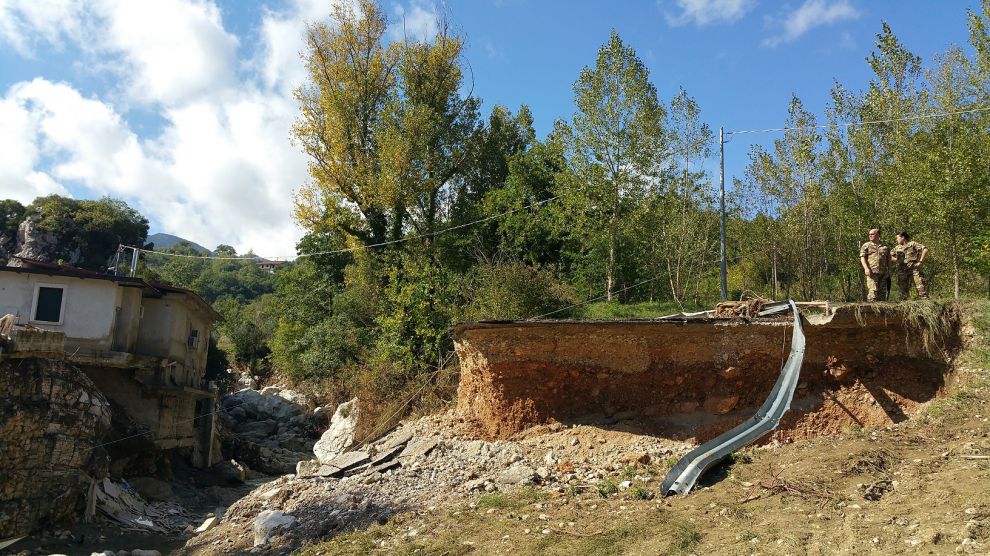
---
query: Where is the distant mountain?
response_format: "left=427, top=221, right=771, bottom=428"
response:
left=147, top=233, right=212, bottom=255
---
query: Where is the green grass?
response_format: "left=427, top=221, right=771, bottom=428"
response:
left=630, top=486, right=654, bottom=500
left=573, top=300, right=708, bottom=320
left=667, top=521, right=703, bottom=555
left=596, top=479, right=619, bottom=498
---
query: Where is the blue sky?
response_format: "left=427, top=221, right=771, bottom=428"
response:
left=0, top=0, right=981, bottom=256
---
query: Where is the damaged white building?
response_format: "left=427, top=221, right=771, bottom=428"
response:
left=0, top=256, right=222, bottom=467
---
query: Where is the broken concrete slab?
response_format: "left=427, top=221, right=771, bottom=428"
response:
left=370, top=442, right=406, bottom=467
left=315, top=451, right=371, bottom=478
left=367, top=460, right=401, bottom=475
left=382, top=430, right=414, bottom=450
left=194, top=516, right=217, bottom=534
left=326, top=451, right=370, bottom=472
left=398, top=439, right=438, bottom=461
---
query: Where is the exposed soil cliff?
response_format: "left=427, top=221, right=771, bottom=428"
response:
left=454, top=303, right=960, bottom=441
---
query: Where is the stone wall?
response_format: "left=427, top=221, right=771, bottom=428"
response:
left=0, top=357, right=112, bottom=537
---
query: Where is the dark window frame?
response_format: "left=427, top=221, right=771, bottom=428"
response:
left=31, top=283, right=67, bottom=325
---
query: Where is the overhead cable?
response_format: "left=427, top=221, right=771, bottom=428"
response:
left=727, top=106, right=990, bottom=136
left=126, top=195, right=560, bottom=262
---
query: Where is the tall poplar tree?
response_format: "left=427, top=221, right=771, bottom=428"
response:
left=561, top=31, right=667, bottom=301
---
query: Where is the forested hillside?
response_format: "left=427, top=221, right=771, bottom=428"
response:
left=5, top=0, right=990, bottom=430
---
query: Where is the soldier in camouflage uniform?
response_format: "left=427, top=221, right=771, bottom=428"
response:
left=859, top=228, right=890, bottom=302
left=892, top=231, right=929, bottom=300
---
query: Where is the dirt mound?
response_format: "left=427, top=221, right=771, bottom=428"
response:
left=453, top=302, right=961, bottom=442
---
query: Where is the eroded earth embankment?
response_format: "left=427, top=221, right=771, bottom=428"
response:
left=454, top=303, right=961, bottom=442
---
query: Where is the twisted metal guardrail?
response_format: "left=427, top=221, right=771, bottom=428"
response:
left=660, top=299, right=805, bottom=496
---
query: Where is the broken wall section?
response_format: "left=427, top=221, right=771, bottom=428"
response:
left=0, top=358, right=112, bottom=537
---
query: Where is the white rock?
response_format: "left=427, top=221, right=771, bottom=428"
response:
left=194, top=516, right=217, bottom=534
left=296, top=459, right=320, bottom=477
left=253, top=510, right=296, bottom=547
left=277, top=389, right=314, bottom=410
left=313, top=399, right=360, bottom=464
left=497, top=463, right=537, bottom=485
left=261, top=487, right=282, bottom=500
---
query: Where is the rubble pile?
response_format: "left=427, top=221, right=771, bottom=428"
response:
left=219, top=382, right=326, bottom=475
left=179, top=411, right=692, bottom=554
left=95, top=478, right=196, bottom=534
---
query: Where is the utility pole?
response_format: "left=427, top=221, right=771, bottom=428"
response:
left=129, top=246, right=139, bottom=277
left=719, top=127, right=727, bottom=301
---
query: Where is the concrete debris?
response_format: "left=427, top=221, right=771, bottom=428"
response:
left=194, top=516, right=218, bottom=534
left=253, top=510, right=296, bottom=547
left=295, top=459, right=321, bottom=477
left=497, top=463, right=538, bottom=485
left=714, top=299, right=765, bottom=319
left=95, top=479, right=195, bottom=534
left=398, top=439, right=439, bottom=461
left=370, top=441, right=408, bottom=467
left=176, top=414, right=692, bottom=554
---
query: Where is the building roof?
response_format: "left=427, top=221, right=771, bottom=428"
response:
left=2, top=257, right=221, bottom=321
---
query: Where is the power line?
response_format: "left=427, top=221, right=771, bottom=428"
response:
left=527, top=275, right=667, bottom=321
left=727, top=106, right=990, bottom=136
left=127, top=195, right=560, bottom=263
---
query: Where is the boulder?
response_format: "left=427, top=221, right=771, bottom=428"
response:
left=497, top=463, right=538, bottom=485
left=277, top=389, right=314, bottom=411
left=313, top=399, right=359, bottom=464
left=236, top=420, right=278, bottom=438
left=253, top=510, right=295, bottom=547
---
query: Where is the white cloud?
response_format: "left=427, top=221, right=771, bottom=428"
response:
left=391, top=1, right=439, bottom=42
left=0, top=0, right=323, bottom=257
left=0, top=76, right=309, bottom=256
left=0, top=0, right=87, bottom=56
left=762, top=0, right=860, bottom=48
left=97, top=0, right=239, bottom=106
left=258, top=0, right=345, bottom=94
left=0, top=0, right=441, bottom=256
left=663, top=0, right=756, bottom=27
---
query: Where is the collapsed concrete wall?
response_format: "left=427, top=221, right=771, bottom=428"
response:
left=0, top=358, right=111, bottom=537
left=454, top=304, right=960, bottom=440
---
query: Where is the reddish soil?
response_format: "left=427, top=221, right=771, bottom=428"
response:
left=453, top=304, right=960, bottom=442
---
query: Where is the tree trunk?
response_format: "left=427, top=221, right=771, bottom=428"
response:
left=953, top=251, right=960, bottom=299
left=607, top=228, right=615, bottom=302
left=772, top=248, right=779, bottom=299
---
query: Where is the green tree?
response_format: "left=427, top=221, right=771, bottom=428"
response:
left=24, top=195, right=148, bottom=271
left=559, top=31, right=667, bottom=301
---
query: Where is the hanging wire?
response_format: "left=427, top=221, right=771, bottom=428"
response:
left=126, top=195, right=560, bottom=262
left=726, top=105, right=990, bottom=136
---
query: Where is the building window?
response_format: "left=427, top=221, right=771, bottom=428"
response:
left=31, top=284, right=66, bottom=324
left=188, top=328, right=200, bottom=349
